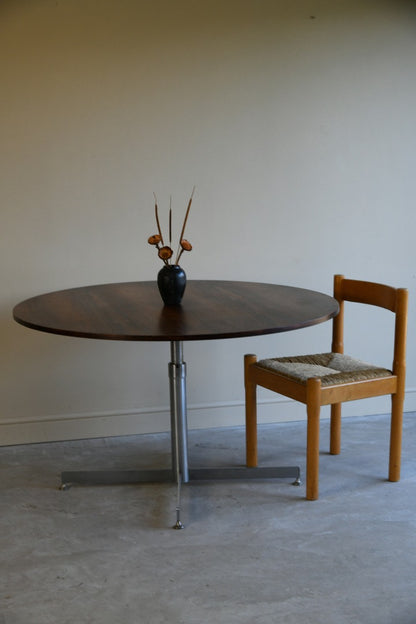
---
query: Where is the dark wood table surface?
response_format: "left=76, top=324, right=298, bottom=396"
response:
left=13, top=280, right=339, bottom=341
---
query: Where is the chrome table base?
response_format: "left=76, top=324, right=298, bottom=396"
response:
left=60, top=467, right=301, bottom=487
left=61, top=341, right=301, bottom=528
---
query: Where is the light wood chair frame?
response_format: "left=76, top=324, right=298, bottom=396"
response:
left=244, top=274, right=408, bottom=500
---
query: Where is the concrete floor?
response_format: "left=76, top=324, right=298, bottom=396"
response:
left=1, top=413, right=416, bottom=624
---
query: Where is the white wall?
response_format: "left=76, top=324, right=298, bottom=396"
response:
left=1, top=0, right=415, bottom=445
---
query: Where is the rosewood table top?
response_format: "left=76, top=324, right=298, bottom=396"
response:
left=13, top=280, right=339, bottom=342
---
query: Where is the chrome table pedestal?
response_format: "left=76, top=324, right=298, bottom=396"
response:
left=61, top=341, right=301, bottom=529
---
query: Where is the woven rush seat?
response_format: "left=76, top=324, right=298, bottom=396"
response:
left=257, top=352, right=392, bottom=386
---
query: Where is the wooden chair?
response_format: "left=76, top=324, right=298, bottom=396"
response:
left=244, top=275, right=408, bottom=500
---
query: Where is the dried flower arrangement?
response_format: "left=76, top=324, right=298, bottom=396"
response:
left=148, top=187, right=195, bottom=266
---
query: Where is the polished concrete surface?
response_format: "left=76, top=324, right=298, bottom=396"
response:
left=1, top=413, right=416, bottom=624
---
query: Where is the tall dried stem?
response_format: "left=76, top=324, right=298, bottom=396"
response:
left=153, top=193, right=164, bottom=246
left=169, top=196, right=172, bottom=246
left=175, top=186, right=195, bottom=264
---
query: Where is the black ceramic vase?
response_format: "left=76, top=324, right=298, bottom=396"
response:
left=157, top=265, right=187, bottom=306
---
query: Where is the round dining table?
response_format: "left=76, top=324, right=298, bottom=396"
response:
left=13, top=280, right=339, bottom=527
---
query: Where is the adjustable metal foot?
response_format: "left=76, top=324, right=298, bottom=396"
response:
left=292, top=468, right=302, bottom=486
left=172, top=471, right=185, bottom=529
left=173, top=517, right=185, bottom=530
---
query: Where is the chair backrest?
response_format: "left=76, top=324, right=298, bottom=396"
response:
left=331, top=274, right=408, bottom=378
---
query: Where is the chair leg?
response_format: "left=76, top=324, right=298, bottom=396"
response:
left=330, top=403, right=342, bottom=455
left=244, top=354, right=258, bottom=467
left=389, top=391, right=404, bottom=482
left=306, top=378, right=322, bottom=501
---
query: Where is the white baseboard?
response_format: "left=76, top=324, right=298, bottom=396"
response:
left=1, top=388, right=415, bottom=446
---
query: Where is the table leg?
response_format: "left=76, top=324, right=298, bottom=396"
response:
left=61, top=340, right=301, bottom=528
left=169, top=341, right=189, bottom=483
left=169, top=340, right=188, bottom=529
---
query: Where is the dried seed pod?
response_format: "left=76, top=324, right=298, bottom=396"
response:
left=158, top=246, right=173, bottom=261
left=180, top=239, right=192, bottom=251
left=148, top=234, right=162, bottom=245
